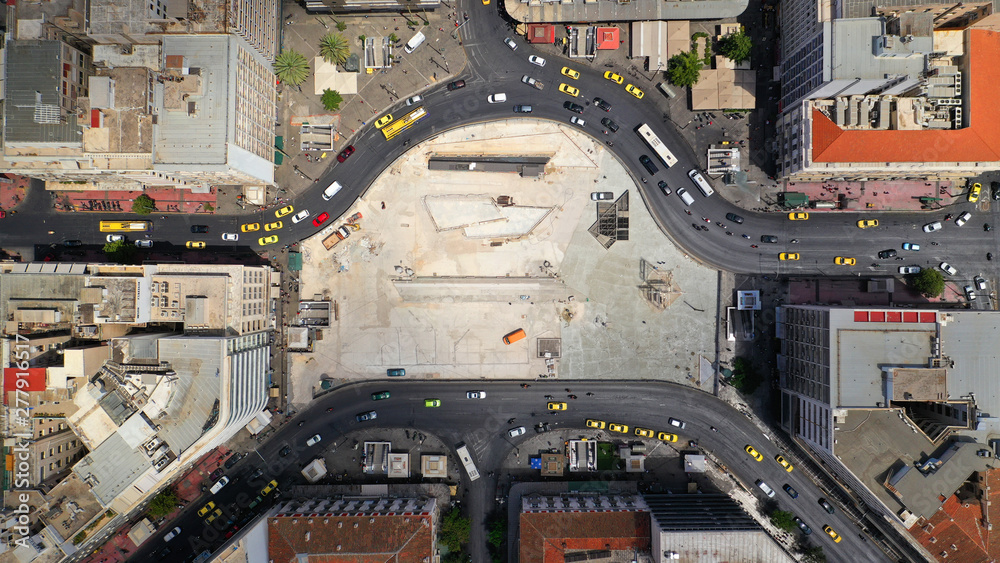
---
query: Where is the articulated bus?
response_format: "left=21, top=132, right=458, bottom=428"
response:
left=99, top=220, right=152, bottom=232
left=382, top=107, right=427, bottom=140
left=455, top=442, right=481, bottom=481
left=636, top=123, right=679, bottom=168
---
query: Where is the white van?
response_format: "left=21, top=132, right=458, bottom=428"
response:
left=404, top=31, right=426, bottom=54
left=322, top=181, right=343, bottom=201
left=676, top=187, right=695, bottom=206
left=210, top=476, right=229, bottom=494
left=755, top=479, right=776, bottom=498
left=687, top=169, right=715, bottom=197
left=657, top=82, right=677, bottom=99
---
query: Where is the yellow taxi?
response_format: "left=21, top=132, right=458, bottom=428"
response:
left=775, top=454, right=794, bottom=472
left=259, top=235, right=278, bottom=246
left=823, top=525, right=842, bottom=543
left=205, top=508, right=222, bottom=524
left=788, top=212, right=809, bottom=220
left=547, top=402, right=567, bottom=411
left=560, top=66, right=580, bottom=79
left=834, top=256, right=856, bottom=266
left=482, top=0, right=489, bottom=5
left=857, top=219, right=878, bottom=229
left=264, top=221, right=283, bottom=231
left=603, top=71, right=623, bottom=84
left=586, top=419, right=606, bottom=429
left=969, top=182, right=982, bottom=203
left=275, top=205, right=294, bottom=218
left=635, top=427, right=655, bottom=438
left=745, top=444, right=763, bottom=461
left=197, top=501, right=216, bottom=517
left=625, top=84, right=644, bottom=99
left=241, top=222, right=260, bottom=233
left=558, top=83, right=580, bottom=97
left=657, top=431, right=678, bottom=442
left=608, top=423, right=629, bottom=433
left=261, top=479, right=278, bottom=496
left=186, top=241, right=205, bottom=249
left=779, top=253, right=800, bottom=261
left=375, top=114, right=394, bottom=129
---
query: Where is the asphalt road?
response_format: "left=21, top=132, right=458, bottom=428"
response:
left=127, top=380, right=889, bottom=563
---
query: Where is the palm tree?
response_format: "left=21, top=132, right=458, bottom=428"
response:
left=273, top=50, right=310, bottom=86
left=319, top=33, right=350, bottom=65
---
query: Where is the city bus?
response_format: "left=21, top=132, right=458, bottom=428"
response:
left=99, top=220, right=152, bottom=232
left=381, top=107, right=427, bottom=140
left=455, top=442, right=480, bottom=481
left=636, top=124, right=678, bottom=168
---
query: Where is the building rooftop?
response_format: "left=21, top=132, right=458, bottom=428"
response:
left=267, top=509, right=434, bottom=562
left=888, top=442, right=986, bottom=519
left=3, top=41, right=81, bottom=145
left=812, top=24, right=1000, bottom=163
left=519, top=509, right=651, bottom=563
left=909, top=470, right=1000, bottom=563
left=506, top=0, right=746, bottom=24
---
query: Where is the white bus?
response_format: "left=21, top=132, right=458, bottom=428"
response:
left=687, top=169, right=715, bottom=198
left=455, top=442, right=480, bottom=481
left=636, top=124, right=678, bottom=168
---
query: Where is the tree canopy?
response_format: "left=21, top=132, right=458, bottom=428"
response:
left=274, top=50, right=310, bottom=86
left=321, top=89, right=343, bottom=111
left=319, top=33, right=350, bottom=65
left=667, top=50, right=703, bottom=87
left=102, top=238, right=137, bottom=264
left=769, top=509, right=798, bottom=533
left=439, top=507, right=471, bottom=552
left=910, top=268, right=945, bottom=297
left=147, top=488, right=179, bottom=519
left=131, top=194, right=155, bottom=215
left=718, top=30, right=753, bottom=64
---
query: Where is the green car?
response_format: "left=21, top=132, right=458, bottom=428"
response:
left=424, top=398, right=441, bottom=407
left=371, top=390, right=391, bottom=401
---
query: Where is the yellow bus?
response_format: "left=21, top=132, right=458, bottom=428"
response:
left=381, top=107, right=427, bottom=140
left=99, top=220, right=152, bottom=232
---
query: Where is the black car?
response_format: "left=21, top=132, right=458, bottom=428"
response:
left=878, top=249, right=897, bottom=259
left=210, top=468, right=224, bottom=481
left=601, top=117, right=619, bottom=132
left=356, top=410, right=377, bottom=422
left=224, top=453, right=242, bottom=469
left=563, top=101, right=584, bottom=114
left=761, top=235, right=778, bottom=243
left=992, top=181, right=1000, bottom=200
left=248, top=467, right=264, bottom=480
left=593, top=97, right=611, bottom=111
left=639, top=155, right=659, bottom=175
left=657, top=181, right=671, bottom=195
left=278, top=445, right=291, bottom=457
left=818, top=498, right=835, bottom=514
left=783, top=484, right=799, bottom=498
left=794, top=517, right=812, bottom=535
left=446, top=80, right=466, bottom=91
left=62, top=240, right=83, bottom=247
left=725, top=212, right=745, bottom=224
left=191, top=225, right=209, bottom=234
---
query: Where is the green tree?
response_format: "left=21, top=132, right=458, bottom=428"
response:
left=321, top=89, right=343, bottom=111
left=102, top=238, right=137, bottom=264
left=718, top=30, right=753, bottom=64
left=800, top=545, right=826, bottom=563
left=336, top=21, right=347, bottom=32
left=487, top=518, right=506, bottom=548
left=273, top=50, right=310, bottom=86
left=769, top=509, right=798, bottom=533
left=439, top=507, right=470, bottom=552
left=319, top=33, right=350, bottom=65
left=389, top=33, right=399, bottom=43
left=910, top=268, right=945, bottom=297
left=147, top=488, right=179, bottom=519
left=131, top=194, right=155, bottom=215
left=440, top=553, right=466, bottom=563
left=729, top=357, right=762, bottom=394
left=667, top=50, right=703, bottom=87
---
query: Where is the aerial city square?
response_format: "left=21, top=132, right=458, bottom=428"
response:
left=0, top=0, right=999, bottom=561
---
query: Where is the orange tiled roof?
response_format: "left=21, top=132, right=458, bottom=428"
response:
left=812, top=29, right=1000, bottom=164
left=908, top=468, right=1000, bottom=563
left=267, top=513, right=433, bottom=563
left=519, top=511, right=650, bottom=563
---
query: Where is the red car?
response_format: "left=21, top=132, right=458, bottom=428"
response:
left=312, top=212, right=330, bottom=227
left=337, top=145, right=355, bottom=163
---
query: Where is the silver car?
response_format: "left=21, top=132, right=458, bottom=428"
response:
left=898, top=266, right=921, bottom=274
left=404, top=95, right=423, bottom=106
left=955, top=212, right=972, bottom=227
left=923, top=222, right=943, bottom=233
left=528, top=55, right=546, bottom=67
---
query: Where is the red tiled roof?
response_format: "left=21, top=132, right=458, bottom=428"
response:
left=527, top=24, right=556, bottom=44
left=812, top=29, right=1000, bottom=163
left=267, top=513, right=433, bottom=563
left=519, top=511, right=650, bottom=563
left=908, top=468, right=1000, bottom=563
left=596, top=27, right=620, bottom=50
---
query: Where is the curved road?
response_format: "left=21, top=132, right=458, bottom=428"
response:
left=125, top=381, right=889, bottom=563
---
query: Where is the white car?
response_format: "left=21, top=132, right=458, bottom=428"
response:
left=901, top=242, right=920, bottom=251
left=466, top=391, right=486, bottom=399
left=503, top=37, right=517, bottom=50
left=965, top=285, right=977, bottom=301
left=135, top=239, right=153, bottom=248
left=591, top=192, right=613, bottom=201
left=923, top=222, right=943, bottom=233
left=404, top=95, right=423, bottom=106
left=570, top=116, right=585, bottom=127
left=487, top=93, right=507, bottom=104
left=106, top=234, right=124, bottom=242
left=209, top=476, right=229, bottom=494
left=222, top=233, right=238, bottom=242
left=940, top=262, right=958, bottom=275
left=955, top=212, right=972, bottom=227
left=508, top=426, right=526, bottom=437
left=898, top=266, right=921, bottom=274
left=668, top=417, right=686, bottom=429
left=528, top=55, right=546, bottom=67
left=306, top=434, right=321, bottom=446
left=975, top=275, right=988, bottom=290
left=291, top=210, right=311, bottom=224
left=163, top=527, right=181, bottom=542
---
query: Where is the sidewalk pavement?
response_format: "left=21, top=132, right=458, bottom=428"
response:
left=0, top=174, right=29, bottom=214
